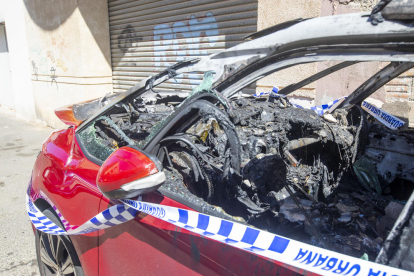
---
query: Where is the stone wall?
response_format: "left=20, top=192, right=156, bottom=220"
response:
left=383, top=68, right=414, bottom=127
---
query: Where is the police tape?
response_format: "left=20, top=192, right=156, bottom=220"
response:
left=361, top=101, right=405, bottom=130
left=26, top=194, right=138, bottom=235
left=254, top=87, right=405, bottom=130
left=27, top=193, right=413, bottom=276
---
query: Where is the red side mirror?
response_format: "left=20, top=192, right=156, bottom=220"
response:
left=97, top=147, right=165, bottom=199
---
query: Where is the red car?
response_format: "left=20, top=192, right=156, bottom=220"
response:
left=27, top=9, right=414, bottom=276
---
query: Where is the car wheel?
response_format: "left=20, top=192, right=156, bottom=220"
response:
left=35, top=207, right=84, bottom=276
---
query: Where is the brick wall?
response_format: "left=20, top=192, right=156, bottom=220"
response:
left=384, top=68, right=414, bottom=127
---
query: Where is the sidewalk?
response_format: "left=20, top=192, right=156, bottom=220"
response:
left=0, top=107, right=54, bottom=276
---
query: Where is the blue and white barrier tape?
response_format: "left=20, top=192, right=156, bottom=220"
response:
left=253, top=86, right=281, bottom=98
left=27, top=194, right=413, bottom=276
left=255, top=87, right=405, bottom=129
left=253, top=87, right=346, bottom=116
left=361, top=101, right=405, bottom=130
left=295, top=99, right=405, bottom=129
left=27, top=194, right=137, bottom=235
left=306, top=97, right=347, bottom=116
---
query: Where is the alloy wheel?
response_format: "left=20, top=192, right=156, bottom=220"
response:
left=38, top=232, right=75, bottom=276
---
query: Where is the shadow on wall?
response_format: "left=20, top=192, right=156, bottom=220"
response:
left=23, top=0, right=111, bottom=66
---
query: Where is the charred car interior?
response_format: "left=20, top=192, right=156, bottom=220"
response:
left=68, top=9, right=414, bottom=273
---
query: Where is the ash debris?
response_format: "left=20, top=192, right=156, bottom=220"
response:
left=228, top=97, right=357, bottom=200
left=162, top=95, right=411, bottom=259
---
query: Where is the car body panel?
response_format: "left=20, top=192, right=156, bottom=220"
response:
left=70, top=234, right=99, bottom=276
left=98, top=192, right=307, bottom=276
left=37, top=128, right=102, bottom=226
left=54, top=104, right=83, bottom=127
left=31, top=128, right=101, bottom=276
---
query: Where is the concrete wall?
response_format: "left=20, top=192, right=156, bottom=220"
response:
left=0, top=0, right=112, bottom=128
left=23, top=0, right=113, bottom=128
left=0, top=24, right=14, bottom=109
left=1, top=0, right=36, bottom=122
left=0, top=0, right=9, bottom=22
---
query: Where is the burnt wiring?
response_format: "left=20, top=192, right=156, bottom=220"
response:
left=274, top=169, right=327, bottom=249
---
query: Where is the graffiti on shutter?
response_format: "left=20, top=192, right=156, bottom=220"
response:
left=153, top=12, right=219, bottom=86
left=118, top=24, right=143, bottom=53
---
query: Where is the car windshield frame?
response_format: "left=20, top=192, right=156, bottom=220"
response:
left=76, top=12, right=414, bottom=134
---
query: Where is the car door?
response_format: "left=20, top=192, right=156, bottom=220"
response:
left=96, top=191, right=305, bottom=276
left=34, top=11, right=414, bottom=275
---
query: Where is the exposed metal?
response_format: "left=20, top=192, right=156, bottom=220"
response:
left=242, top=18, right=309, bottom=41
left=287, top=137, right=320, bottom=151
left=382, top=0, right=414, bottom=20
left=108, top=0, right=258, bottom=93
left=370, top=0, right=393, bottom=25
left=376, top=189, right=414, bottom=271
left=365, top=125, right=414, bottom=185
left=337, top=62, right=414, bottom=109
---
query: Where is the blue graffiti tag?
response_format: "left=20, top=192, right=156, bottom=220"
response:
left=153, top=12, right=219, bottom=86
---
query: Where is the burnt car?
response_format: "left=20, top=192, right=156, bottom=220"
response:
left=27, top=4, right=414, bottom=276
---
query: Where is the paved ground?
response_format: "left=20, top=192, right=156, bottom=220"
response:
left=0, top=108, right=54, bottom=276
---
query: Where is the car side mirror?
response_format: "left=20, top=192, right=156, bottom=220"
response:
left=96, top=146, right=166, bottom=199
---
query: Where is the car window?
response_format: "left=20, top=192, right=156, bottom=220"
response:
left=76, top=60, right=408, bottom=164
left=76, top=89, right=182, bottom=163
left=76, top=72, right=220, bottom=163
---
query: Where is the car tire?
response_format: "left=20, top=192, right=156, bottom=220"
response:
left=35, top=207, right=84, bottom=276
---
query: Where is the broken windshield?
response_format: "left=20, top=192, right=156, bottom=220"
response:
left=137, top=71, right=223, bottom=148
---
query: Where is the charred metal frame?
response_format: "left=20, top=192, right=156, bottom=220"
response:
left=76, top=12, right=414, bottom=137
left=277, top=61, right=360, bottom=96
left=338, top=61, right=414, bottom=108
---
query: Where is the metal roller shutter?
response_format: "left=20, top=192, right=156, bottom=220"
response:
left=108, top=0, right=258, bottom=93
